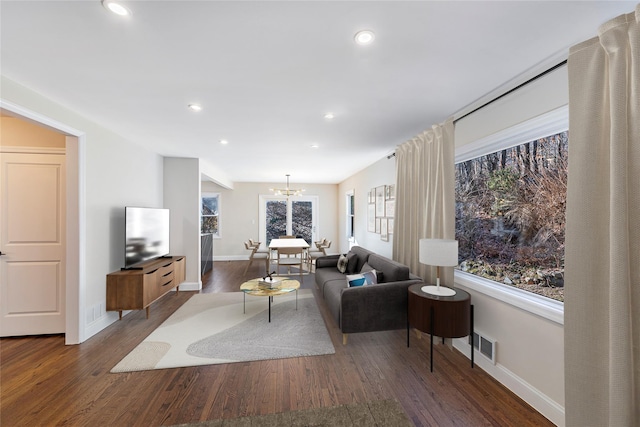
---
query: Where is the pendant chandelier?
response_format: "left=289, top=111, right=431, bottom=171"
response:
left=270, top=174, right=305, bottom=197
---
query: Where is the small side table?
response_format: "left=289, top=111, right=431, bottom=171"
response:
left=240, top=278, right=300, bottom=322
left=407, top=283, right=474, bottom=372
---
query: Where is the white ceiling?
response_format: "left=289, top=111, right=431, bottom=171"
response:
left=1, top=1, right=635, bottom=185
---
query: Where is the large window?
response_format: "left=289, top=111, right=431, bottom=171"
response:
left=259, top=195, right=318, bottom=246
left=201, top=192, right=220, bottom=237
left=455, top=110, right=568, bottom=303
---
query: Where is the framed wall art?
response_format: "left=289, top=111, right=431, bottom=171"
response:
left=367, top=183, right=395, bottom=240
left=367, top=203, right=376, bottom=232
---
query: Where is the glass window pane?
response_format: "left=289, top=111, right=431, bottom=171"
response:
left=292, top=200, right=312, bottom=244
left=202, top=196, right=218, bottom=215
left=455, top=131, right=568, bottom=302
left=201, top=215, right=218, bottom=234
left=266, top=200, right=287, bottom=245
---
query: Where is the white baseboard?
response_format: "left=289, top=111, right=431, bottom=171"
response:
left=84, top=281, right=200, bottom=340
left=453, top=338, right=565, bottom=427
left=84, top=310, right=122, bottom=340
left=214, top=255, right=248, bottom=261
left=175, top=281, right=201, bottom=291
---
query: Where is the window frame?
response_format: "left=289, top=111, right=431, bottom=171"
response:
left=454, top=105, right=567, bottom=325
left=346, top=189, right=355, bottom=242
left=201, top=192, right=221, bottom=238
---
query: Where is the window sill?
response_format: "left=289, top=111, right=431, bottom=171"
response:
left=454, top=270, right=564, bottom=325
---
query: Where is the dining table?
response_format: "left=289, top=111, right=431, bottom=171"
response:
left=268, top=238, right=310, bottom=250
left=268, top=238, right=311, bottom=275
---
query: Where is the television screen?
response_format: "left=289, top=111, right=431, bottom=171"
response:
left=125, top=207, right=170, bottom=268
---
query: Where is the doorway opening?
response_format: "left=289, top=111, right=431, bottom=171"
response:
left=0, top=101, right=84, bottom=344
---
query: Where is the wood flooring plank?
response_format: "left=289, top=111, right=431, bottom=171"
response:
left=0, top=261, right=556, bottom=427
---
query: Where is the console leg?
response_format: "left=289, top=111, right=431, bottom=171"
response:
left=146, top=307, right=150, bottom=319
left=343, top=334, right=348, bottom=345
left=471, top=304, right=475, bottom=369
left=430, top=306, right=434, bottom=373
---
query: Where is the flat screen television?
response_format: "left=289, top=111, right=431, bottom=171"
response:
left=124, top=207, right=170, bottom=269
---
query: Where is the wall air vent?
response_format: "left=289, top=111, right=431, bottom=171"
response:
left=470, top=331, right=497, bottom=364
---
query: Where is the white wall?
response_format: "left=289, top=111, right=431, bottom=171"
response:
left=2, top=76, right=165, bottom=341
left=452, top=65, right=567, bottom=426
left=164, top=158, right=201, bottom=289
left=338, top=157, right=396, bottom=257
left=202, top=180, right=339, bottom=258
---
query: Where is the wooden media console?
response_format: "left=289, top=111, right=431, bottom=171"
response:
left=107, top=256, right=186, bottom=319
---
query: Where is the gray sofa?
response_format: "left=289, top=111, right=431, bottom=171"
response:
left=314, top=246, right=422, bottom=344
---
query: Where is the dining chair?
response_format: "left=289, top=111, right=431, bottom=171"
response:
left=243, top=241, right=270, bottom=276
left=248, top=239, right=269, bottom=253
left=276, top=246, right=304, bottom=283
left=277, top=235, right=303, bottom=262
left=307, top=239, right=331, bottom=272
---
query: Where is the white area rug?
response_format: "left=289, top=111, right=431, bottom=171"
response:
left=111, top=289, right=335, bottom=373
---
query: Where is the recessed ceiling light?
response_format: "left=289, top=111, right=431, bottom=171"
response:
left=354, top=30, right=375, bottom=45
left=311, top=144, right=319, bottom=149
left=102, top=0, right=131, bottom=16
left=220, top=139, right=229, bottom=145
left=324, top=112, right=334, bottom=120
left=188, top=104, right=202, bottom=112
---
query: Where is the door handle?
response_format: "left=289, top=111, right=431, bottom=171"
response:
left=0, top=251, right=4, bottom=256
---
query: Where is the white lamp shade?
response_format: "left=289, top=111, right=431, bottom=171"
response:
left=419, top=239, right=458, bottom=267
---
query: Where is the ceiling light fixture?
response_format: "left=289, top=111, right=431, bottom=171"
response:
left=220, top=139, right=229, bottom=145
left=270, top=174, right=305, bottom=197
left=188, top=104, right=202, bottom=112
left=102, top=0, right=131, bottom=16
left=324, top=112, right=334, bottom=120
left=354, top=30, right=375, bottom=45
left=311, top=144, right=319, bottom=149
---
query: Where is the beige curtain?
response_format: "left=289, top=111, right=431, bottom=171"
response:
left=565, top=5, right=639, bottom=427
left=393, top=119, right=455, bottom=285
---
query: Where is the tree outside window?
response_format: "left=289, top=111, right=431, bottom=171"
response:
left=455, top=131, right=568, bottom=302
left=201, top=193, right=220, bottom=237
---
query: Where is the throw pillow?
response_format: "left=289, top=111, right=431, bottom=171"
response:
left=346, top=251, right=359, bottom=274
left=346, top=273, right=367, bottom=287
left=337, top=254, right=349, bottom=274
left=361, top=269, right=378, bottom=285
left=361, top=263, right=384, bottom=283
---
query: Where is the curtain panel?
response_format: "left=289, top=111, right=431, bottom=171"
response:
left=393, top=119, right=455, bottom=285
left=565, top=5, right=639, bottom=426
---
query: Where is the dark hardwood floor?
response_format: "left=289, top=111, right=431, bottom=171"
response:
left=1, top=261, right=554, bottom=426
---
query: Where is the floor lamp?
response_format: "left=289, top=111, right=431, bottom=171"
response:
left=419, top=238, right=458, bottom=296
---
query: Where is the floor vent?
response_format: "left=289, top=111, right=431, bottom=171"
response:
left=470, top=331, right=497, bottom=364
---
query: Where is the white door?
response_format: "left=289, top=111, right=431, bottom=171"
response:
left=0, top=152, right=66, bottom=336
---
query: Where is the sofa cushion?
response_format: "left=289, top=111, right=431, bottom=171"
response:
left=348, top=246, right=375, bottom=272
left=367, top=254, right=410, bottom=282
left=346, top=251, right=359, bottom=274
